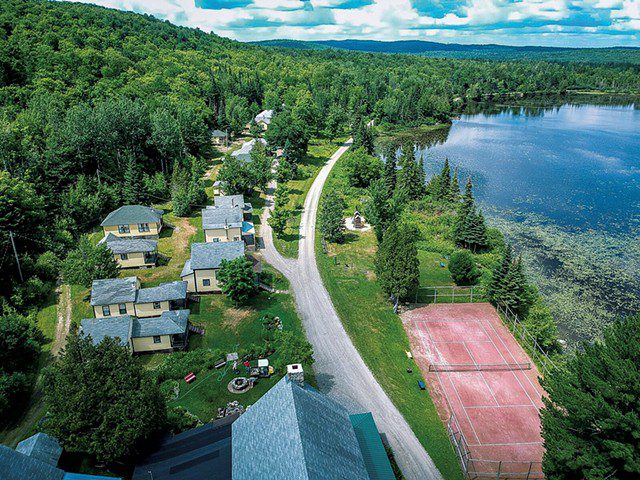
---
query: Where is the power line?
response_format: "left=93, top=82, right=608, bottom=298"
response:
left=9, top=231, right=23, bottom=282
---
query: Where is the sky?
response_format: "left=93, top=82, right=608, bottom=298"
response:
left=68, top=0, right=640, bottom=47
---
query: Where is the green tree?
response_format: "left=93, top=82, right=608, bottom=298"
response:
left=268, top=206, right=290, bottom=237
left=352, top=118, right=375, bottom=155
left=273, top=330, right=315, bottom=372
left=364, top=178, right=399, bottom=242
left=217, top=257, right=259, bottom=305
left=318, top=191, right=347, bottom=243
left=383, top=144, right=397, bottom=198
left=0, top=313, right=42, bottom=376
left=225, top=95, right=250, bottom=135
left=217, top=156, right=253, bottom=195
left=62, top=236, right=120, bottom=287
left=487, top=245, right=513, bottom=303
left=540, top=315, right=640, bottom=480
left=438, top=158, right=452, bottom=201
left=375, top=223, right=420, bottom=302
left=43, top=336, right=166, bottom=463
left=396, top=148, right=426, bottom=201
left=122, top=153, right=142, bottom=204
left=344, top=148, right=383, bottom=188
left=522, top=301, right=561, bottom=353
left=248, top=142, right=273, bottom=192
left=448, top=250, right=480, bottom=285
left=450, top=167, right=461, bottom=201
left=487, top=246, right=531, bottom=315
left=453, top=177, right=488, bottom=252
left=150, top=108, right=185, bottom=173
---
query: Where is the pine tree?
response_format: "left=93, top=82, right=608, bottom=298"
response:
left=396, top=149, right=426, bottom=201
left=383, top=152, right=397, bottom=199
left=352, top=118, right=375, bottom=155
left=122, top=154, right=141, bottom=204
left=454, top=176, right=488, bottom=252
left=487, top=245, right=513, bottom=303
left=365, top=178, right=399, bottom=242
left=375, top=223, right=420, bottom=302
left=318, top=191, right=347, bottom=243
left=540, top=315, right=640, bottom=479
left=450, top=167, right=461, bottom=202
left=438, top=158, right=451, bottom=201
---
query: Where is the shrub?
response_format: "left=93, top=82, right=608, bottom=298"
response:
left=448, top=250, right=480, bottom=285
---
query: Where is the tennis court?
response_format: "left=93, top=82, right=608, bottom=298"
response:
left=402, top=303, right=546, bottom=478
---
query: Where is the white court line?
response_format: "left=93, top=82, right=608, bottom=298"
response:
left=419, top=321, right=482, bottom=445
left=462, top=341, right=500, bottom=407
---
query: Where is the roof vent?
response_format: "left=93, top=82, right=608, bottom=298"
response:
left=287, top=364, right=304, bottom=387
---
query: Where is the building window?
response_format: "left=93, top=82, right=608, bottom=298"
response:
left=119, top=304, right=127, bottom=315
left=153, top=302, right=161, bottom=309
left=233, top=236, right=240, bottom=241
left=202, top=279, right=211, bottom=287
left=138, top=223, right=150, bottom=232
left=102, top=305, right=111, bottom=316
left=120, top=253, right=128, bottom=260
left=153, top=336, right=162, bottom=344
left=212, top=238, right=220, bottom=243
left=118, top=225, right=130, bottom=234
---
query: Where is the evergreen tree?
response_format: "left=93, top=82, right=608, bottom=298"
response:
left=487, top=247, right=530, bottom=315
left=318, top=191, right=346, bottom=243
left=352, top=119, right=375, bottom=155
left=396, top=148, right=426, bottom=201
left=365, top=178, right=399, bottom=243
left=454, top=177, right=488, bottom=252
left=122, top=154, right=141, bottom=204
left=375, top=223, right=420, bottom=302
left=383, top=144, right=397, bottom=198
left=62, top=237, right=120, bottom=287
left=540, top=315, right=640, bottom=480
left=487, top=245, right=513, bottom=302
left=438, top=158, right=452, bottom=201
left=448, top=250, right=480, bottom=285
left=450, top=167, right=461, bottom=202
left=43, top=336, right=166, bottom=463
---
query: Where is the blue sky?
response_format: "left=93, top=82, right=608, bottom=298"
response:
left=70, top=0, right=639, bottom=47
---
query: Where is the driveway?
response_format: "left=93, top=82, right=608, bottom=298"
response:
left=261, top=139, right=444, bottom=480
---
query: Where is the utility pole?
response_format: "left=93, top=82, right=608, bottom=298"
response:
left=9, top=231, right=23, bottom=282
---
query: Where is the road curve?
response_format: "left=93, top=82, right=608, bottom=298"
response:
left=261, top=139, right=444, bottom=480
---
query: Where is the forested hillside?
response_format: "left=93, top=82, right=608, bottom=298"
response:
left=256, top=39, right=640, bottom=66
left=1, top=0, right=639, bottom=335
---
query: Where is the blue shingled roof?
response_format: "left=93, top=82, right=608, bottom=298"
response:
left=202, top=205, right=243, bottom=230
left=136, top=281, right=187, bottom=304
left=15, top=432, right=62, bottom=467
left=0, top=445, right=65, bottom=480
left=100, top=205, right=163, bottom=226
left=131, top=310, right=189, bottom=338
left=101, top=233, right=157, bottom=254
left=80, top=316, right=133, bottom=346
left=232, top=376, right=371, bottom=480
left=90, top=277, right=138, bottom=306
left=182, top=241, right=245, bottom=274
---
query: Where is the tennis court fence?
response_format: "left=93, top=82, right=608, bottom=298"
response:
left=414, top=285, right=485, bottom=304
left=447, top=413, right=544, bottom=480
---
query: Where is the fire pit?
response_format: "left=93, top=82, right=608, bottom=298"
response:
left=227, top=377, right=253, bottom=394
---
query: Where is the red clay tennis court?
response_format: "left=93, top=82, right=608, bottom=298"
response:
left=402, top=303, right=546, bottom=479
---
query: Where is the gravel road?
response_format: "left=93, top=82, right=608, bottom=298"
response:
left=260, top=139, right=445, bottom=480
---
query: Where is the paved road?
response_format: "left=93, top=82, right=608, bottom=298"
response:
left=261, top=139, right=444, bottom=480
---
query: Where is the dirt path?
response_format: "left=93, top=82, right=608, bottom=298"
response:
left=261, top=140, right=443, bottom=480
left=51, top=284, right=72, bottom=356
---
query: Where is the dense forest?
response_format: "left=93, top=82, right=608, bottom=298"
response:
left=0, top=0, right=639, bottom=412
left=256, top=39, right=640, bottom=66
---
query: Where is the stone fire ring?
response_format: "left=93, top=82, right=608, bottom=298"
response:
left=227, top=377, right=252, bottom=394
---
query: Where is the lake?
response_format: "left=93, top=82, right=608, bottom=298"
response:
left=415, top=101, right=640, bottom=343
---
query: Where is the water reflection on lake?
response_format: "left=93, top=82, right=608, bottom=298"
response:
left=413, top=101, right=640, bottom=343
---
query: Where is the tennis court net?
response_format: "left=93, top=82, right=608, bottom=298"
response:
left=428, top=362, right=532, bottom=372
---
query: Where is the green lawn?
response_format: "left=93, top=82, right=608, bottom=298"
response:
left=315, top=159, right=464, bottom=480
left=273, top=136, right=348, bottom=258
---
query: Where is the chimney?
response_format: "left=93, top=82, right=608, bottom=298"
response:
left=287, top=364, right=304, bottom=387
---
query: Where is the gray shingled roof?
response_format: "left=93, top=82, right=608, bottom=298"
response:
left=0, top=445, right=65, bottom=480
left=100, top=205, right=163, bottom=226
left=211, top=129, right=227, bottom=137
left=185, top=241, right=245, bottom=272
left=232, top=376, right=370, bottom=480
left=90, top=277, right=138, bottom=306
left=230, top=138, right=267, bottom=163
left=255, top=110, right=273, bottom=124
left=102, top=233, right=158, bottom=254
left=80, top=316, right=133, bottom=346
left=15, top=433, right=62, bottom=467
left=136, top=281, right=188, bottom=304
left=131, top=310, right=189, bottom=338
left=202, top=206, right=243, bottom=230
left=181, top=259, right=193, bottom=278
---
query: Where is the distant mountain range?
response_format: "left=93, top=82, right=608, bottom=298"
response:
left=253, top=39, right=640, bottom=65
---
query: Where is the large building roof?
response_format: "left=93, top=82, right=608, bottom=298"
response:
left=131, top=310, right=189, bottom=338
left=132, top=414, right=236, bottom=480
left=135, top=281, right=188, bottom=304
left=90, top=277, right=138, bottom=306
left=255, top=109, right=274, bottom=125
left=230, top=138, right=267, bottom=163
left=80, top=316, right=133, bottom=346
left=181, top=241, right=245, bottom=275
left=202, top=205, right=243, bottom=230
left=15, top=433, right=62, bottom=468
left=101, top=233, right=158, bottom=254
left=100, top=205, right=163, bottom=227
left=232, top=376, right=371, bottom=480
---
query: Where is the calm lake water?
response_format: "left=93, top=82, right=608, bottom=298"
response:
left=416, top=101, right=640, bottom=343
